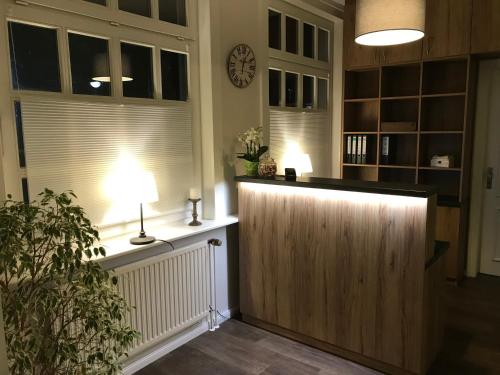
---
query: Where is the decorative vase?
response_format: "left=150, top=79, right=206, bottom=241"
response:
left=244, top=160, right=259, bottom=176
left=258, top=157, right=277, bottom=177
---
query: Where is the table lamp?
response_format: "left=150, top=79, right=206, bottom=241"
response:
left=129, top=172, right=159, bottom=245
left=297, top=154, right=313, bottom=176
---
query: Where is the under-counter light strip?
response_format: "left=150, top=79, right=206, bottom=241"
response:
left=238, top=182, right=428, bottom=208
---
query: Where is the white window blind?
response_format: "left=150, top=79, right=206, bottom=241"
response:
left=269, top=109, right=331, bottom=176
left=21, top=99, right=194, bottom=227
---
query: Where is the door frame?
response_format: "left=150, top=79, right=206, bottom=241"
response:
left=467, top=57, right=500, bottom=277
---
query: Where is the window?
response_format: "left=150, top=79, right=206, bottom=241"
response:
left=268, top=10, right=281, bottom=49
left=269, top=69, right=281, bottom=106
left=161, top=50, right=188, bottom=101
left=121, top=42, right=154, bottom=98
left=119, top=0, right=151, bottom=17
left=14, top=101, right=26, bottom=168
left=159, top=0, right=187, bottom=26
left=318, top=78, right=328, bottom=110
left=303, top=23, right=315, bottom=59
left=8, top=22, right=61, bottom=92
left=21, top=178, right=30, bottom=205
left=318, top=28, right=329, bottom=62
left=286, top=16, right=298, bottom=54
left=303, top=75, right=314, bottom=109
left=84, top=0, right=106, bottom=5
left=69, top=33, right=111, bottom=96
left=285, top=72, right=298, bottom=107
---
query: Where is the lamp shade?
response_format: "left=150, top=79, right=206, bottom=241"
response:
left=129, top=172, right=159, bottom=205
left=355, top=0, right=425, bottom=46
left=297, top=154, right=313, bottom=175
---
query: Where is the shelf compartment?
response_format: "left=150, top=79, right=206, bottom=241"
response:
left=381, top=99, right=419, bottom=127
left=381, top=64, right=421, bottom=98
left=419, top=133, right=463, bottom=168
left=343, top=134, right=377, bottom=164
left=379, top=167, right=417, bottom=184
left=418, top=169, right=461, bottom=200
left=344, top=101, right=378, bottom=132
left=342, top=165, right=378, bottom=182
left=379, top=134, right=418, bottom=166
left=422, top=59, right=468, bottom=95
left=420, top=95, right=465, bottom=131
left=345, top=69, right=379, bottom=100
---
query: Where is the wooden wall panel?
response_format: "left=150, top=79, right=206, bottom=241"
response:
left=239, top=183, right=435, bottom=374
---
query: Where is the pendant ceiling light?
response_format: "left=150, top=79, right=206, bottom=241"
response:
left=355, top=0, right=425, bottom=46
left=92, top=53, right=133, bottom=82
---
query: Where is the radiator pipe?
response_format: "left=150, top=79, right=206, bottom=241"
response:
left=208, top=239, right=222, bottom=331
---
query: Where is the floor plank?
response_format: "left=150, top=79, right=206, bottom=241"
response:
left=136, top=274, right=500, bottom=375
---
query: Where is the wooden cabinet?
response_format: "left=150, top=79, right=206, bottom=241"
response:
left=424, top=0, right=472, bottom=58
left=343, top=0, right=379, bottom=68
left=471, top=0, right=500, bottom=54
left=380, top=41, right=422, bottom=64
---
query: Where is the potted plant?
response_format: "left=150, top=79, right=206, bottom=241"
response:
left=237, top=126, right=269, bottom=176
left=0, top=189, right=139, bottom=374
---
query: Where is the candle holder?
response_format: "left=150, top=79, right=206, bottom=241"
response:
left=188, top=198, right=202, bottom=226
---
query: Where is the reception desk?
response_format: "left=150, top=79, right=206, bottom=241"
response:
left=236, top=176, right=447, bottom=375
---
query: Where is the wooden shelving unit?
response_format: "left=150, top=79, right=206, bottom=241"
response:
left=342, top=57, right=473, bottom=206
left=342, top=56, right=476, bottom=283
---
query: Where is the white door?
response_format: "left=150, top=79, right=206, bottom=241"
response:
left=479, top=59, right=500, bottom=276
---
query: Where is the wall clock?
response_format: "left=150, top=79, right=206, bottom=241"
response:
left=227, top=44, right=256, bottom=88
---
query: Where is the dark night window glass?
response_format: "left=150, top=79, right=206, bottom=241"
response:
left=69, top=33, right=110, bottom=96
left=318, top=28, right=329, bottom=62
left=119, top=0, right=151, bottom=17
left=14, top=101, right=26, bottom=168
left=161, top=50, right=188, bottom=101
left=121, top=42, right=154, bottom=99
left=269, top=69, right=281, bottom=106
left=303, top=23, right=315, bottom=59
left=8, top=22, right=61, bottom=92
left=303, top=75, right=314, bottom=109
left=285, top=72, right=298, bottom=107
left=159, top=0, right=187, bottom=26
left=286, top=17, right=298, bottom=54
left=318, top=78, right=328, bottom=110
left=22, top=178, right=30, bottom=205
left=84, top=0, right=106, bottom=5
left=268, top=10, right=281, bottom=49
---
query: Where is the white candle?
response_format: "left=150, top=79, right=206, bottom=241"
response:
left=189, top=188, right=201, bottom=200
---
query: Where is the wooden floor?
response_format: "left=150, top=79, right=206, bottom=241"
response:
left=136, top=275, right=500, bottom=375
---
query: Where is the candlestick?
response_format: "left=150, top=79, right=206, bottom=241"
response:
left=188, top=198, right=202, bottom=226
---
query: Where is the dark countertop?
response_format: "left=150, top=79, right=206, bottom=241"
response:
left=235, top=175, right=438, bottom=198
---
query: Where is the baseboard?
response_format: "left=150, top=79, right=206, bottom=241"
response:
left=122, top=306, right=239, bottom=374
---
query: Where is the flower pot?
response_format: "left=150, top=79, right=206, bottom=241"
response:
left=244, top=160, right=259, bottom=176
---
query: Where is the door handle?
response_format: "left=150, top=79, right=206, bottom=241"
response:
left=487, top=167, right=494, bottom=189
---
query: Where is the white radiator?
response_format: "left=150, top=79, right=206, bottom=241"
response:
left=113, top=241, right=216, bottom=358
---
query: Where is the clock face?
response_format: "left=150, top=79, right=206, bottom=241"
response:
left=227, top=44, right=256, bottom=88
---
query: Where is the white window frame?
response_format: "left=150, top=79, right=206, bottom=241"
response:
left=0, top=0, right=199, bottom=201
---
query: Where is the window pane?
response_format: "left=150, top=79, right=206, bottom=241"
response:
left=8, top=22, right=61, bottom=92
left=159, top=0, right=187, bottom=26
left=121, top=43, right=154, bottom=98
left=303, top=76, right=314, bottom=109
left=14, top=101, right=26, bottom=168
left=318, top=78, right=328, bottom=110
left=268, top=10, right=281, bottom=49
left=318, top=28, right=329, bottom=62
left=285, top=72, right=298, bottom=107
left=161, top=50, right=188, bottom=101
left=22, top=178, right=30, bottom=205
left=84, top=0, right=106, bottom=5
left=269, top=69, right=281, bottom=106
left=69, top=33, right=110, bottom=96
left=119, top=0, right=151, bottom=17
left=303, top=23, right=315, bottom=59
left=286, top=17, right=298, bottom=54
